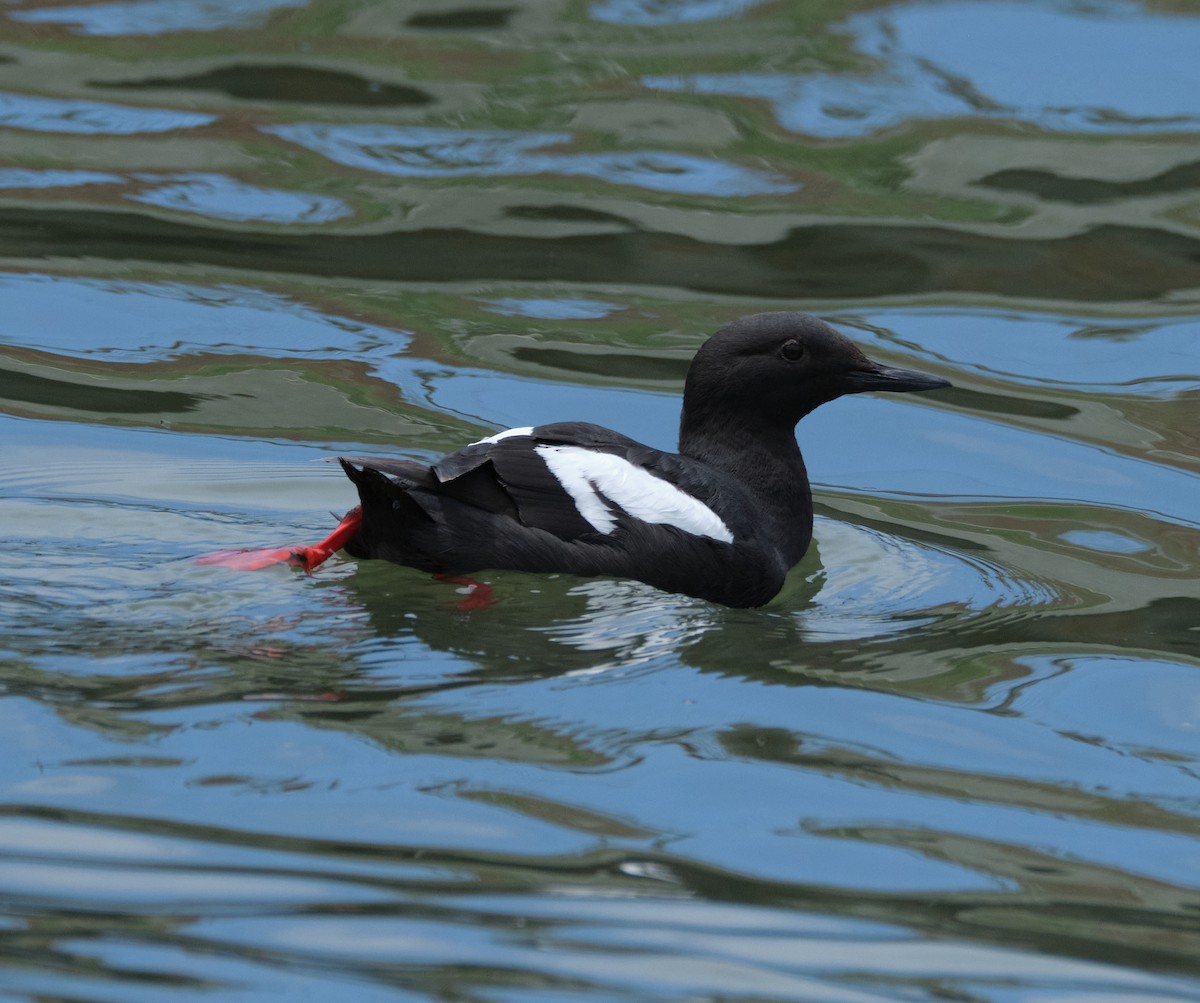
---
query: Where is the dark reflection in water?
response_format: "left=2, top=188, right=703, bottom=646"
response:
left=5, top=207, right=1200, bottom=301
left=505, top=203, right=637, bottom=228
left=407, top=7, right=515, bottom=29
left=511, top=345, right=687, bottom=382
left=95, top=65, right=434, bottom=107
left=0, top=366, right=209, bottom=414
left=980, top=161, right=1200, bottom=204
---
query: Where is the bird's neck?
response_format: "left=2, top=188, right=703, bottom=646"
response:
left=679, top=413, right=814, bottom=560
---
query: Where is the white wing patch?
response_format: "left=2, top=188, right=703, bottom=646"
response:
left=469, top=425, right=534, bottom=447
left=536, top=445, right=734, bottom=543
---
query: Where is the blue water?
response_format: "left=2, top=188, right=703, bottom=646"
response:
left=1, top=0, right=1198, bottom=999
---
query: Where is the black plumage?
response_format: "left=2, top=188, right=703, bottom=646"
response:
left=338, top=312, right=949, bottom=608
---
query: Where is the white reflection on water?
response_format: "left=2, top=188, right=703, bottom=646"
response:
left=541, top=578, right=714, bottom=671
left=194, top=904, right=1195, bottom=1002
left=0, top=819, right=186, bottom=861
left=5, top=0, right=307, bottom=36
left=262, top=123, right=798, bottom=196
left=0, top=92, right=215, bottom=134
left=644, top=0, right=1200, bottom=136
left=530, top=519, right=1059, bottom=656
left=799, top=517, right=1059, bottom=642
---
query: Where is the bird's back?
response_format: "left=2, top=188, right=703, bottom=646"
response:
left=339, top=423, right=792, bottom=607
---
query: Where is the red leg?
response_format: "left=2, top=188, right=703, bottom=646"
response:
left=434, top=573, right=496, bottom=610
left=196, top=507, right=363, bottom=573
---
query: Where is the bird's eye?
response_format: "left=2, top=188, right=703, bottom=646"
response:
left=780, top=339, right=805, bottom=362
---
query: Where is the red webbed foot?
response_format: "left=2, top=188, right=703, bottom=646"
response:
left=196, top=507, right=363, bottom=573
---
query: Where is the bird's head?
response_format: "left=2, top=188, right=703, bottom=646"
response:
left=683, top=312, right=950, bottom=431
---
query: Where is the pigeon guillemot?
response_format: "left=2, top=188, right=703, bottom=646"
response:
left=199, top=313, right=949, bottom=607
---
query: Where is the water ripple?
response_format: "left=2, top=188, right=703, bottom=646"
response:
left=590, top=0, right=770, bottom=25
left=0, top=169, right=351, bottom=224
left=0, top=92, right=215, bottom=134
left=797, top=517, right=1061, bottom=642
left=0, top=271, right=403, bottom=360
left=480, top=296, right=621, bottom=320
left=263, top=123, right=798, bottom=196
left=645, top=1, right=1200, bottom=137
left=0, top=167, right=122, bottom=189
left=842, top=307, right=1200, bottom=398
left=2, top=3, right=1199, bottom=999
left=126, top=172, right=352, bottom=224
left=6, top=0, right=308, bottom=36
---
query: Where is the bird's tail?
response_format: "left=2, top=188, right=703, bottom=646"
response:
left=335, top=458, right=432, bottom=561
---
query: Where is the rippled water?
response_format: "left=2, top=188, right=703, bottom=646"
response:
left=2, top=0, right=1198, bottom=1000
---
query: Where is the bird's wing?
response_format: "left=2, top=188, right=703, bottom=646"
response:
left=427, top=423, right=738, bottom=545
left=428, top=424, right=607, bottom=540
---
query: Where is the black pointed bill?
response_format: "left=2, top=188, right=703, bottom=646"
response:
left=842, top=362, right=951, bottom=394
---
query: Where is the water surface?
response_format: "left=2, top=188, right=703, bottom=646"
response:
left=1, top=0, right=1198, bottom=1000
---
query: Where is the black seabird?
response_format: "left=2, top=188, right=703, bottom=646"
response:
left=199, top=312, right=949, bottom=608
